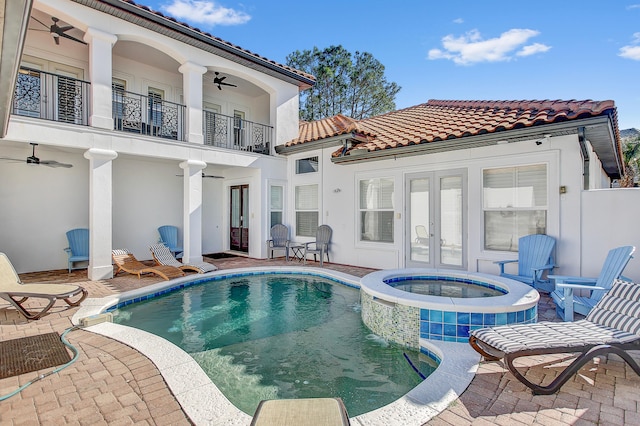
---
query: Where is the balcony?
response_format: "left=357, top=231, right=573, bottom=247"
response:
left=203, top=111, right=272, bottom=155
left=12, top=68, right=273, bottom=155
left=13, top=67, right=90, bottom=125
left=113, top=89, right=186, bottom=141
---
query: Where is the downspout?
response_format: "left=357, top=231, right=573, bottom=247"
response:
left=578, top=126, right=589, bottom=190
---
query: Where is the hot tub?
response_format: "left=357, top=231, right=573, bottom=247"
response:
left=360, top=269, right=539, bottom=348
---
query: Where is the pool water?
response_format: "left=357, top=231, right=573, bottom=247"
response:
left=390, top=279, right=504, bottom=298
left=112, top=274, right=437, bottom=416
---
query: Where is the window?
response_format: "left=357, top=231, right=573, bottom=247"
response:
left=483, top=164, right=547, bottom=251
left=359, top=178, right=394, bottom=242
left=148, top=87, right=164, bottom=130
left=295, top=184, right=318, bottom=237
left=270, top=185, right=284, bottom=229
left=233, top=110, right=245, bottom=147
left=296, top=156, right=319, bottom=174
left=112, top=79, right=126, bottom=122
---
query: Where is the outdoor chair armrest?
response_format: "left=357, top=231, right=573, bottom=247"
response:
left=494, top=259, right=517, bottom=266
left=64, top=247, right=71, bottom=254
left=548, top=275, right=597, bottom=285
left=495, top=259, right=517, bottom=274
left=532, top=263, right=555, bottom=272
left=555, top=282, right=607, bottom=291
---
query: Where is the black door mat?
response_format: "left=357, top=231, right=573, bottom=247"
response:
left=0, top=332, right=71, bottom=379
left=204, top=252, right=238, bottom=259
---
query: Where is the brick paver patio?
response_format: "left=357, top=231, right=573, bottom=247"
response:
left=1, top=255, right=638, bottom=425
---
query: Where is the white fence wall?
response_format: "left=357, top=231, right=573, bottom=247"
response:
left=581, top=188, right=640, bottom=282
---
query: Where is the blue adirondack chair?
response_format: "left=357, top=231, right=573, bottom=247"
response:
left=549, top=245, right=635, bottom=321
left=64, top=228, right=89, bottom=273
left=495, top=234, right=556, bottom=293
left=158, top=225, right=183, bottom=258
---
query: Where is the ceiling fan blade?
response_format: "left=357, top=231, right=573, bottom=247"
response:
left=31, top=16, right=50, bottom=29
left=0, top=157, right=25, bottom=163
left=220, top=82, right=237, bottom=87
left=59, top=32, right=87, bottom=45
left=56, top=25, right=74, bottom=33
left=40, top=160, right=73, bottom=168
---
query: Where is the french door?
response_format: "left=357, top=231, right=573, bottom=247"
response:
left=230, top=184, right=249, bottom=252
left=405, top=170, right=467, bottom=269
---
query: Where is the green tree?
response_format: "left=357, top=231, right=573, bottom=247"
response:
left=621, top=136, right=640, bottom=187
left=286, top=45, right=401, bottom=121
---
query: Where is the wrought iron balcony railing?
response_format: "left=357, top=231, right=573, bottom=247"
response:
left=13, top=67, right=90, bottom=125
left=203, top=110, right=273, bottom=155
left=113, top=89, right=186, bottom=141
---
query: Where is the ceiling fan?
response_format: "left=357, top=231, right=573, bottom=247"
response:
left=213, top=72, right=237, bottom=90
left=0, top=143, right=73, bottom=168
left=30, top=16, right=87, bottom=45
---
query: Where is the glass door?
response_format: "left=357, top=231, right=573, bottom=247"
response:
left=230, top=184, right=249, bottom=252
left=406, top=170, right=466, bottom=268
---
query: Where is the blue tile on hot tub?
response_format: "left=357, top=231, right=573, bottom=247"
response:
left=430, top=322, right=443, bottom=335
left=429, top=310, right=443, bottom=322
left=483, top=313, right=496, bottom=326
left=457, top=312, right=470, bottom=324
left=507, top=311, right=517, bottom=323
left=471, top=313, right=483, bottom=325
left=517, top=310, right=525, bottom=322
left=443, top=311, right=457, bottom=324
left=496, top=312, right=508, bottom=325
left=443, top=324, right=457, bottom=336
left=420, top=321, right=430, bottom=333
left=420, top=309, right=430, bottom=321
left=457, top=325, right=470, bottom=337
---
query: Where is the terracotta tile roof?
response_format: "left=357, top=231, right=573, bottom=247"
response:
left=284, top=99, right=617, bottom=155
left=292, top=114, right=375, bottom=146
left=102, top=0, right=315, bottom=84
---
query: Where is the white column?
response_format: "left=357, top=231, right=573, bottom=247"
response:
left=84, top=148, right=118, bottom=280
left=179, top=160, right=207, bottom=263
left=178, top=62, right=207, bottom=144
left=84, top=27, right=118, bottom=130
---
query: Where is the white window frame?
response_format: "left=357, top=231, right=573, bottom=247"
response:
left=482, top=163, right=548, bottom=252
left=295, top=184, right=319, bottom=237
left=269, top=183, right=285, bottom=229
left=358, top=177, right=395, bottom=243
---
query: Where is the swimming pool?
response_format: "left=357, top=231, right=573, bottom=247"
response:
left=74, top=267, right=481, bottom=425
left=108, top=273, right=437, bottom=416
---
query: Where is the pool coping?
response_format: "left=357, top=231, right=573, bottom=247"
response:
left=72, top=266, right=481, bottom=426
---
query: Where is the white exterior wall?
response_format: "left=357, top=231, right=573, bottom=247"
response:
left=286, top=135, right=590, bottom=275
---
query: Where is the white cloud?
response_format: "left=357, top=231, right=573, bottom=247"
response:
left=428, top=28, right=550, bottom=65
left=627, top=4, right=640, bottom=9
left=161, top=0, right=251, bottom=27
left=620, top=32, right=640, bottom=60
left=453, top=18, right=464, bottom=24
left=517, top=42, right=552, bottom=56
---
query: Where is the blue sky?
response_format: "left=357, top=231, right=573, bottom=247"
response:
left=141, top=0, right=640, bottom=129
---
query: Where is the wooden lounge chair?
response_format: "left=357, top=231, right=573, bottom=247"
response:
left=111, top=249, right=185, bottom=280
left=149, top=243, right=217, bottom=274
left=251, top=398, right=350, bottom=426
left=469, top=278, right=640, bottom=395
left=0, top=252, right=88, bottom=320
